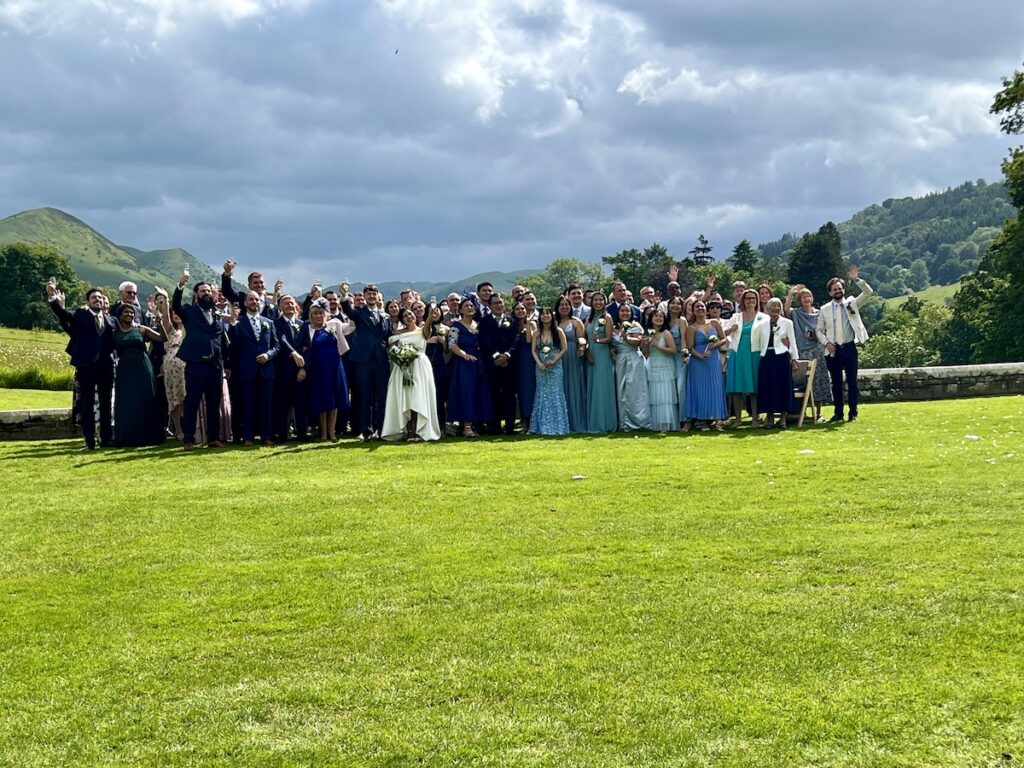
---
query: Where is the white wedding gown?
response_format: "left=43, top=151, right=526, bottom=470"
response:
left=382, top=329, right=442, bottom=441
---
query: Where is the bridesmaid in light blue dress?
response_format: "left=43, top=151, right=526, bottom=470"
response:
left=555, top=296, right=587, bottom=433
left=585, top=291, right=617, bottom=433
left=667, top=296, right=689, bottom=426
left=529, top=307, right=570, bottom=436
left=644, top=309, right=678, bottom=431
left=612, top=303, right=651, bottom=432
left=683, top=301, right=728, bottom=431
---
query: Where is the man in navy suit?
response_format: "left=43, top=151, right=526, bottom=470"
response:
left=228, top=290, right=280, bottom=446
left=272, top=295, right=310, bottom=442
left=221, top=260, right=280, bottom=320
left=479, top=293, right=519, bottom=434
left=47, top=283, right=115, bottom=450
left=340, top=283, right=390, bottom=441
left=173, top=275, right=228, bottom=451
left=607, top=281, right=642, bottom=323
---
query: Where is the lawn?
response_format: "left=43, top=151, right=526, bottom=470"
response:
left=885, top=281, right=961, bottom=309
left=1, top=397, right=1022, bottom=767
left=0, top=326, right=74, bottom=390
left=0, top=387, right=71, bottom=410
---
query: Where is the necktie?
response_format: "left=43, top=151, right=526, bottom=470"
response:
left=251, top=316, right=260, bottom=339
left=833, top=303, right=843, bottom=345
left=95, top=313, right=103, bottom=334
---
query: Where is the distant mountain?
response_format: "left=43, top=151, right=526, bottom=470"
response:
left=758, top=179, right=1014, bottom=298
left=0, top=207, right=218, bottom=292
left=374, top=269, right=539, bottom=302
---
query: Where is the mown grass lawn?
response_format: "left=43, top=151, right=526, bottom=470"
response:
left=0, top=387, right=72, bottom=410
left=1, top=397, right=1022, bottom=767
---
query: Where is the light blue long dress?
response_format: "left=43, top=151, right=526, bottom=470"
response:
left=613, top=325, right=651, bottom=431
left=529, top=341, right=570, bottom=436
left=586, top=316, right=617, bottom=433
left=685, top=326, right=728, bottom=421
left=670, top=323, right=688, bottom=422
left=646, top=332, right=679, bottom=431
left=560, top=321, right=588, bottom=433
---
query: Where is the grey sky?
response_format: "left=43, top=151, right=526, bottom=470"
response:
left=1, top=0, right=1021, bottom=289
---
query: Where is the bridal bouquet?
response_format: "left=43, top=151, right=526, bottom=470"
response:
left=389, top=343, right=420, bottom=386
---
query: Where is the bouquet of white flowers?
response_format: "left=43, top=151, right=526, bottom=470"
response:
left=389, top=343, right=420, bottom=386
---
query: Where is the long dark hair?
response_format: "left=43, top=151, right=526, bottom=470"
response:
left=537, top=307, right=562, bottom=349
left=554, top=295, right=572, bottom=321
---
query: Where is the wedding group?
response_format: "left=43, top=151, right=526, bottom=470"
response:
left=46, top=259, right=872, bottom=451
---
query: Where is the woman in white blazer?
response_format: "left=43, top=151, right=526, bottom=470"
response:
left=755, top=297, right=798, bottom=428
left=723, top=289, right=769, bottom=426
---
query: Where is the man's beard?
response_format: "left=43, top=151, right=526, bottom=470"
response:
left=198, top=295, right=215, bottom=310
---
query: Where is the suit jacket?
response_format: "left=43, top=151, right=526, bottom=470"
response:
left=339, top=299, right=390, bottom=366
left=228, top=314, right=280, bottom=379
left=172, top=287, right=225, bottom=365
left=570, top=304, right=592, bottom=323
left=479, top=313, right=518, bottom=367
left=607, top=301, right=642, bottom=324
left=48, top=300, right=115, bottom=369
left=753, top=316, right=797, bottom=357
left=221, top=274, right=279, bottom=320
left=815, top=279, right=873, bottom=351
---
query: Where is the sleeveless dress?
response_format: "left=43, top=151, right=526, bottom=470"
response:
left=560, top=321, right=587, bottom=433
left=424, top=324, right=449, bottom=424
left=528, top=340, right=570, bottom=435
left=585, top=316, right=617, bottom=433
left=726, top=318, right=759, bottom=394
left=612, top=326, right=651, bottom=431
left=646, top=332, right=678, bottom=431
left=447, top=320, right=493, bottom=423
left=382, top=330, right=441, bottom=441
left=669, top=324, right=688, bottom=422
left=512, top=325, right=536, bottom=420
left=113, top=326, right=165, bottom=446
left=685, top=327, right=728, bottom=421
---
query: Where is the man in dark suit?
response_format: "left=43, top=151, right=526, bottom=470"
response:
left=479, top=293, right=518, bottom=434
left=221, top=260, right=280, bottom=320
left=47, top=283, right=115, bottom=450
left=340, top=283, right=390, bottom=441
left=173, top=275, right=229, bottom=451
left=272, top=295, right=310, bottom=442
left=227, top=290, right=280, bottom=446
left=607, top=281, right=642, bottom=323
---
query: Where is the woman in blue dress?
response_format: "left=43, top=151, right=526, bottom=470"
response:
left=511, top=301, right=536, bottom=433
left=447, top=298, right=492, bottom=437
left=724, top=288, right=767, bottom=426
left=529, top=307, right=570, bottom=436
left=424, top=303, right=449, bottom=426
left=612, top=303, right=651, bottom=432
left=644, top=308, right=678, bottom=431
left=683, top=301, right=728, bottom=431
left=666, top=296, right=689, bottom=426
left=585, top=291, right=617, bottom=433
left=555, top=295, right=587, bottom=433
left=296, top=302, right=350, bottom=441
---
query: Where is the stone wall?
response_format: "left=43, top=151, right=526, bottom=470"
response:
left=0, top=408, right=78, bottom=441
left=858, top=363, right=1024, bottom=402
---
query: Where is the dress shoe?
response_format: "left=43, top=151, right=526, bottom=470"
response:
left=262, top=439, right=275, bottom=447
left=208, top=440, right=226, bottom=448
left=828, top=415, right=844, bottom=423
left=847, top=414, right=857, bottom=422
left=183, top=443, right=194, bottom=452
left=243, top=440, right=254, bottom=447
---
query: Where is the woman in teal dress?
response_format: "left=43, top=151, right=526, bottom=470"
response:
left=666, top=296, right=689, bottom=426
left=555, top=296, right=587, bottom=433
left=612, top=303, right=651, bottom=432
left=529, top=307, right=570, bottom=436
left=724, top=288, right=767, bottom=426
left=644, top=309, right=678, bottom=431
left=112, top=298, right=169, bottom=447
left=683, top=301, right=728, bottom=431
left=585, top=291, right=617, bottom=433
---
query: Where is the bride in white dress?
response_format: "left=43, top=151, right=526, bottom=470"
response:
left=382, top=307, right=442, bottom=442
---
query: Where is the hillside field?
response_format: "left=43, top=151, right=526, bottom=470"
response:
left=1, top=397, right=1022, bottom=767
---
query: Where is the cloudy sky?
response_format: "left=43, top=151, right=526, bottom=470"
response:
left=2, top=0, right=1022, bottom=287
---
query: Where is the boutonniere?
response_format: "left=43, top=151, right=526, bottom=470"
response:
left=499, top=317, right=511, bottom=329
left=771, top=323, right=780, bottom=334
left=848, top=305, right=858, bottom=316
left=261, top=320, right=270, bottom=331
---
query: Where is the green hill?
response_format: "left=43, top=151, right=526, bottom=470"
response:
left=0, top=208, right=218, bottom=293
left=885, top=280, right=962, bottom=309
left=758, top=179, right=1014, bottom=298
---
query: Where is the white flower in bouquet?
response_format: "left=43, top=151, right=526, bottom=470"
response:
left=388, top=342, right=420, bottom=386
left=706, top=334, right=718, bottom=345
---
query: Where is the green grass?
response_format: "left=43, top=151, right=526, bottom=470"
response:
left=0, top=326, right=74, bottom=390
left=1, top=397, right=1023, bottom=767
left=0, top=387, right=72, bottom=410
left=886, top=281, right=961, bottom=309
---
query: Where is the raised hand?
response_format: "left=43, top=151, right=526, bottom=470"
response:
left=153, top=285, right=168, bottom=299
left=274, top=279, right=284, bottom=294
left=178, top=272, right=190, bottom=288
left=707, top=274, right=716, bottom=287
left=223, top=259, right=236, bottom=275
left=667, top=264, right=679, bottom=282
left=848, top=265, right=859, bottom=281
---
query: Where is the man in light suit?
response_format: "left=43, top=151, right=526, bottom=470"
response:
left=567, top=284, right=591, bottom=323
left=815, top=266, right=873, bottom=422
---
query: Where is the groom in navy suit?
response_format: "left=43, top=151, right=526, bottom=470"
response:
left=228, top=290, right=280, bottom=445
left=480, top=293, right=519, bottom=434
left=173, top=275, right=228, bottom=451
left=47, top=283, right=115, bottom=449
left=340, top=283, right=390, bottom=441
